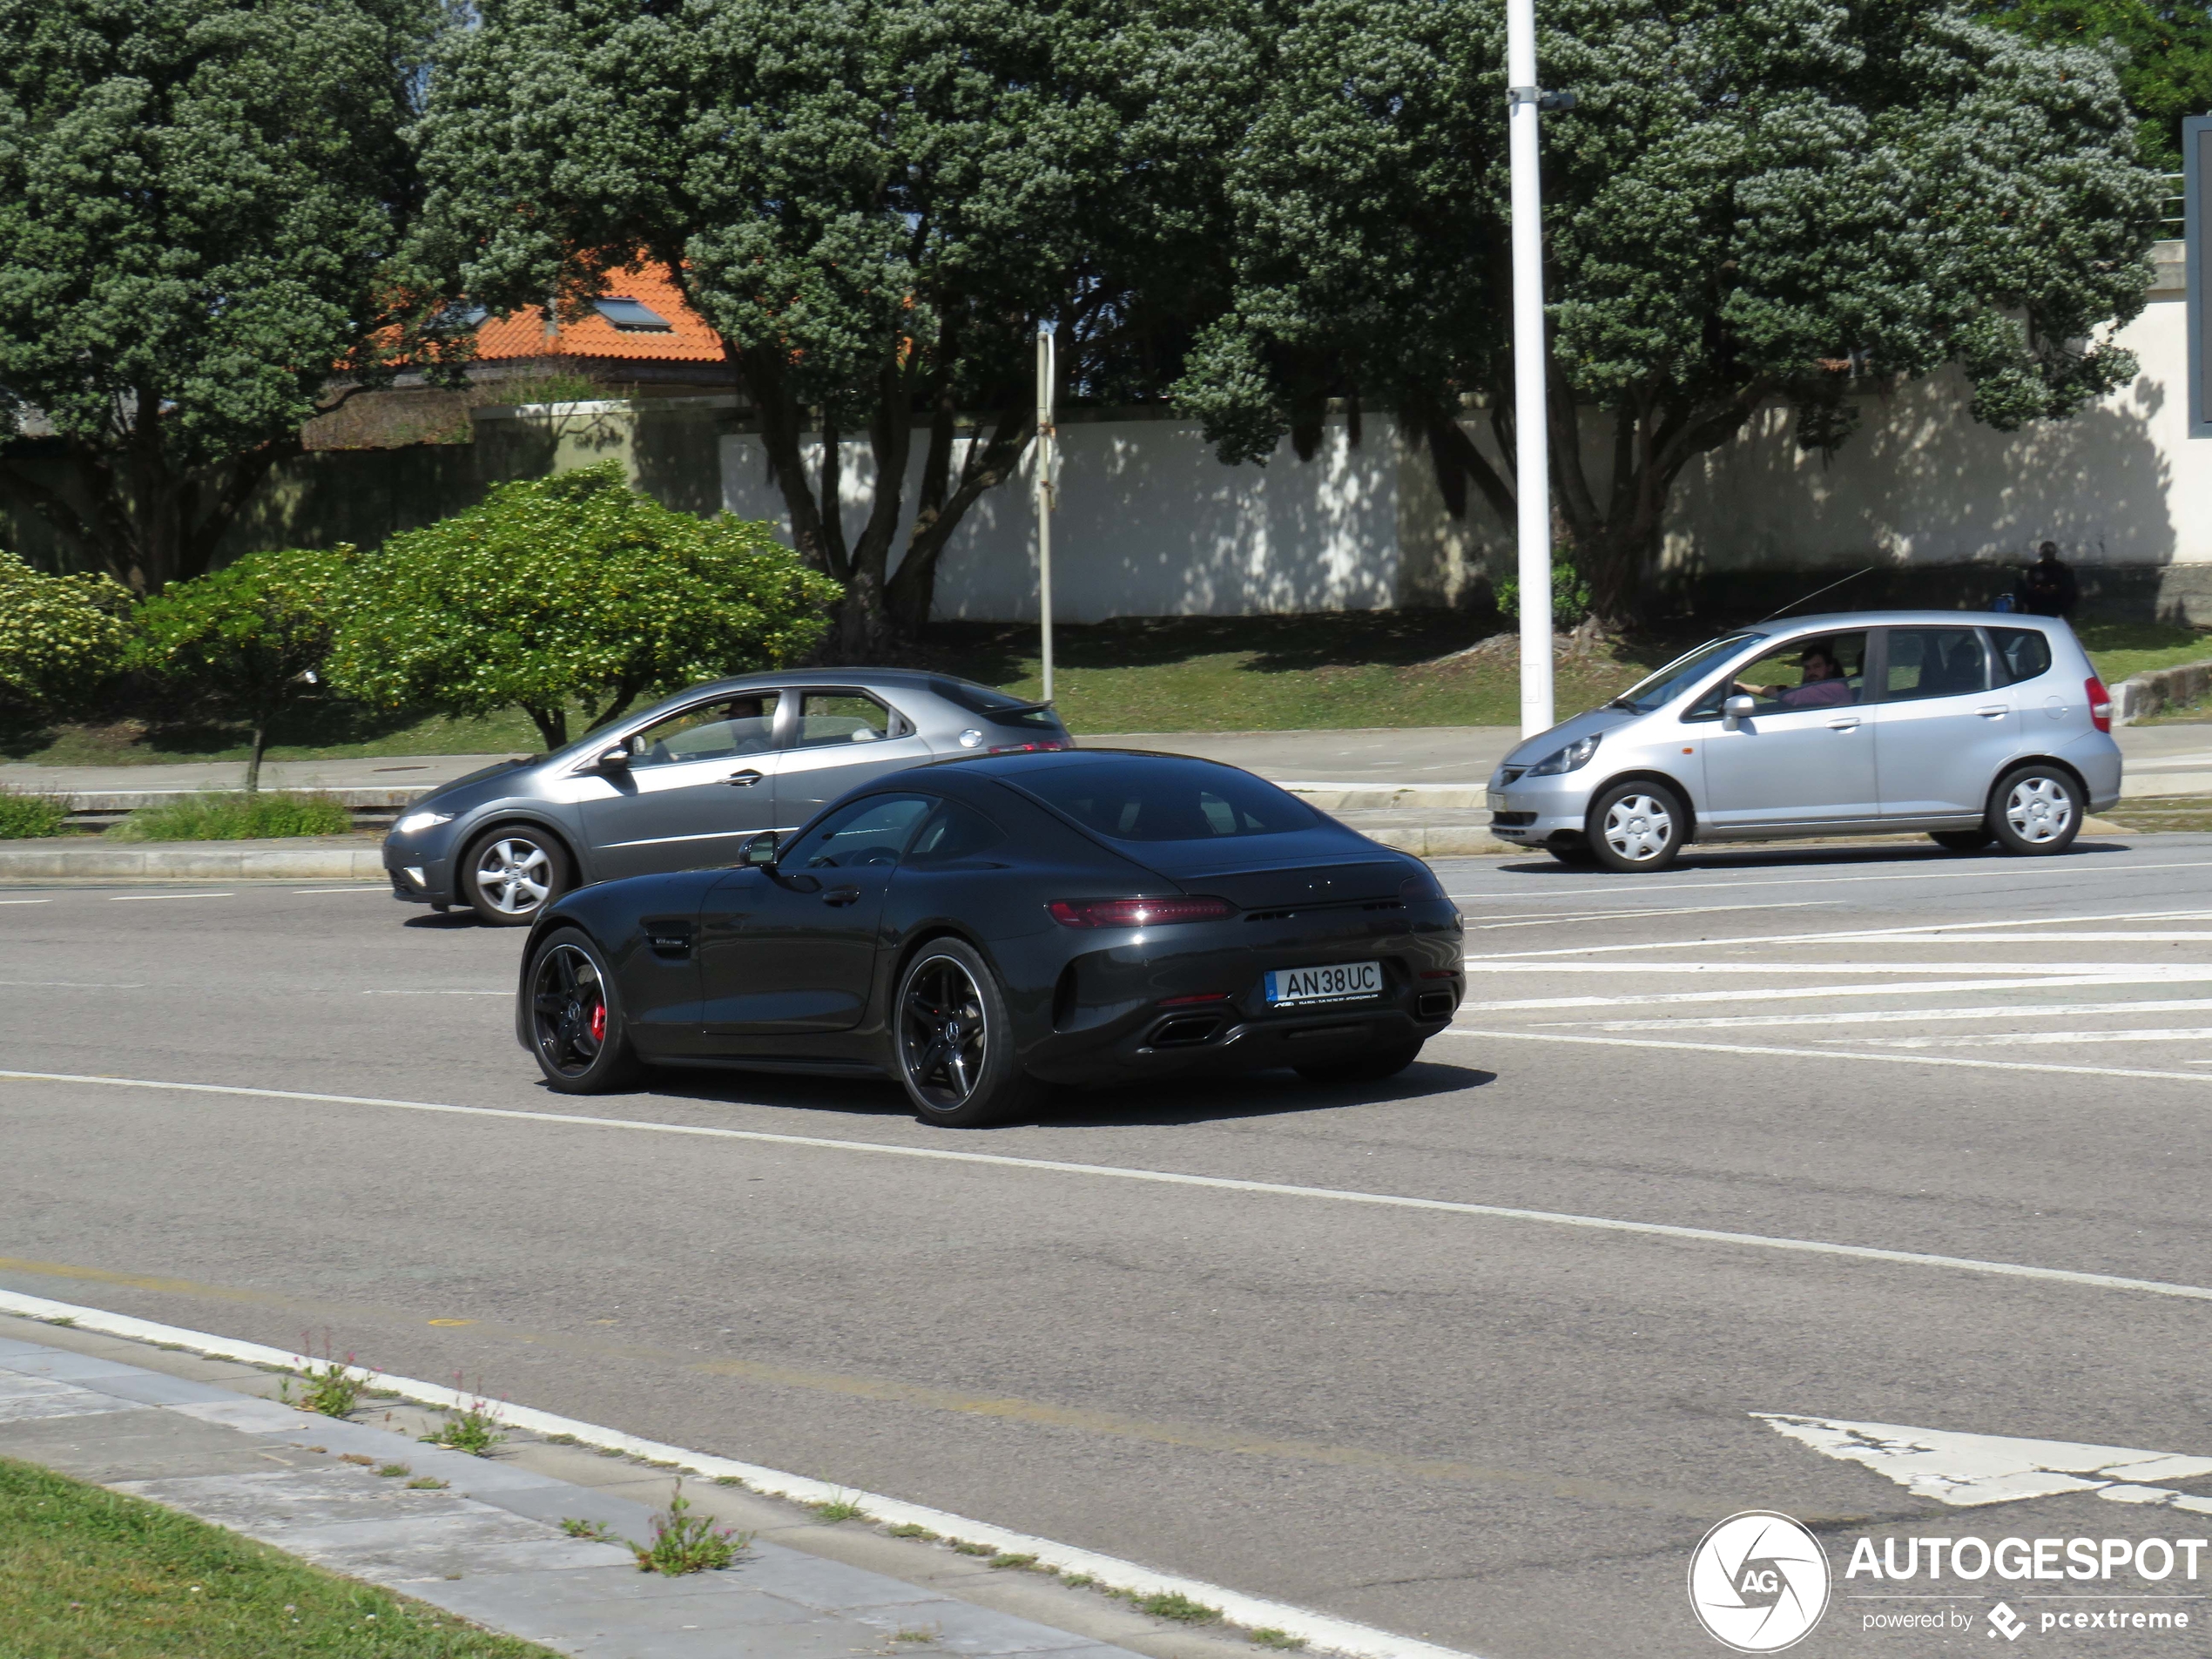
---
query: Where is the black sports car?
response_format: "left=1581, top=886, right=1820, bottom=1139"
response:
left=515, top=750, right=1467, bottom=1125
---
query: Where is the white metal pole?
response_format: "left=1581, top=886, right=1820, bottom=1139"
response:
left=1035, top=327, right=1056, bottom=705
left=1507, top=3, right=1554, bottom=738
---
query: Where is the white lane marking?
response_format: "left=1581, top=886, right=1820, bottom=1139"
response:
left=105, top=893, right=233, bottom=902
left=360, top=989, right=508, bottom=996
left=1449, top=1027, right=2212, bottom=1088
left=1467, top=975, right=2208, bottom=1012
left=1461, top=961, right=2212, bottom=975
left=1757, top=1414, right=2212, bottom=1510
left=0, top=1293, right=1467, bottom=1659
left=4, top=1069, right=2212, bottom=1308
left=0, top=900, right=52, bottom=906
left=1465, top=907, right=2212, bottom=961
left=0, top=980, right=146, bottom=990
left=1445, top=857, right=2212, bottom=902
left=1820, top=931, right=2212, bottom=943
left=1555, top=997, right=2212, bottom=1032
left=1474, top=900, right=1843, bottom=930
left=1831, top=1027, right=2212, bottom=1050
left=290, top=887, right=388, bottom=895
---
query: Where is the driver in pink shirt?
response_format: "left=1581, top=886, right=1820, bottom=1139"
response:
left=1738, top=644, right=1853, bottom=709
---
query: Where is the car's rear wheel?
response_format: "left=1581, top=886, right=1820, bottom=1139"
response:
left=1296, top=1041, right=1425, bottom=1084
left=462, top=826, right=570, bottom=926
left=1584, top=780, right=1688, bottom=873
left=1930, top=829, right=1995, bottom=852
left=895, top=940, right=1038, bottom=1129
left=525, top=930, right=641, bottom=1094
left=1987, top=765, right=2081, bottom=856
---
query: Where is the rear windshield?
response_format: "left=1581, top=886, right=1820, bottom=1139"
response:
left=1015, top=759, right=1319, bottom=842
left=931, top=678, right=1063, bottom=732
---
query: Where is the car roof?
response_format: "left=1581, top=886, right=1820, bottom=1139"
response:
left=1735, top=610, right=2070, bottom=632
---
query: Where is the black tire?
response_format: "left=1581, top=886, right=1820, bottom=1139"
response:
left=894, top=939, right=1039, bottom=1129
left=1546, top=838, right=1598, bottom=866
left=461, top=825, right=571, bottom=926
left=1930, top=829, right=1995, bottom=852
left=524, top=928, right=643, bottom=1094
left=1583, top=779, right=1689, bottom=873
left=1297, top=1041, right=1425, bottom=1084
left=1987, top=764, right=2083, bottom=856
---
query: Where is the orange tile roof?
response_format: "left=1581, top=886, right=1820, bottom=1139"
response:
left=472, top=262, right=725, bottom=362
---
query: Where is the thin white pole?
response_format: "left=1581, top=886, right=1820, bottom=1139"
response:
left=1035, top=327, right=1056, bottom=705
left=1507, top=3, right=1554, bottom=738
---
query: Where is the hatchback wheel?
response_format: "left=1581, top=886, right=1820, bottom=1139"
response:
left=525, top=930, right=641, bottom=1094
left=894, top=941, right=1038, bottom=1128
left=1988, top=765, right=2081, bottom=856
left=1584, top=780, right=1688, bottom=873
left=462, top=826, right=570, bottom=925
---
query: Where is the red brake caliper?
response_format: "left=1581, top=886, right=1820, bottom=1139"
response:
left=589, top=1002, right=607, bottom=1044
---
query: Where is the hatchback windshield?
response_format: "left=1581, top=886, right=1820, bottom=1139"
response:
left=1608, top=633, right=1767, bottom=713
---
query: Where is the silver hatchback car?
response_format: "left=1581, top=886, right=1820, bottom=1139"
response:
left=1487, top=611, right=2121, bottom=871
left=383, top=670, right=1071, bottom=923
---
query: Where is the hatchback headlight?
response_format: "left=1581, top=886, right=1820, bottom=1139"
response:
left=394, top=809, right=455, bottom=835
left=1525, top=734, right=1601, bottom=776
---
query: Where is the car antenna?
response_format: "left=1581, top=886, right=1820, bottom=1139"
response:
left=1758, top=566, right=1874, bottom=624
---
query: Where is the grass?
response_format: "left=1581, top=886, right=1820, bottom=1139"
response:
left=419, top=1387, right=506, bottom=1458
left=1250, top=1629, right=1307, bottom=1649
left=106, top=791, right=354, bottom=842
left=1129, top=1588, right=1223, bottom=1623
left=627, top=1485, right=747, bottom=1575
left=2074, top=620, right=2212, bottom=685
left=0, top=784, right=70, bottom=839
left=557, top=1519, right=613, bottom=1542
left=809, top=1492, right=868, bottom=1524
left=0, top=1454, right=558, bottom=1658
left=2102, top=796, right=2212, bottom=833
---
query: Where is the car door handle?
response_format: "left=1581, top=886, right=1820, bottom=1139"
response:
left=1976, top=705, right=2009, bottom=718
left=1826, top=718, right=1860, bottom=732
left=821, top=886, right=861, bottom=907
left=725, top=769, right=764, bottom=787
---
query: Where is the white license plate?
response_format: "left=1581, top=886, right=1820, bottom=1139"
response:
left=1265, top=961, right=1382, bottom=1006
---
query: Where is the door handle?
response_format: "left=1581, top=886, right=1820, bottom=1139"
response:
left=1976, top=705, right=2008, bottom=718
left=1826, top=718, right=1859, bottom=732
left=822, top=886, right=861, bottom=907
left=725, top=769, right=764, bottom=787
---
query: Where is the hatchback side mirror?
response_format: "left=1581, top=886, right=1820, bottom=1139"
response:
left=595, top=745, right=631, bottom=772
left=738, top=832, right=779, bottom=867
left=1723, top=694, right=1756, bottom=729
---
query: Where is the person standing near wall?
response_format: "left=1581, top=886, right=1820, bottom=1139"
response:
left=2017, top=542, right=2079, bottom=617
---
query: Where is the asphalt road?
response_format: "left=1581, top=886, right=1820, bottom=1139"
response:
left=5, top=833, right=2212, bottom=1656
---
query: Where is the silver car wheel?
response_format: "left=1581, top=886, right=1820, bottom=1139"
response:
left=2004, top=775, right=2074, bottom=845
left=1602, top=793, right=1674, bottom=862
left=475, top=836, right=551, bottom=914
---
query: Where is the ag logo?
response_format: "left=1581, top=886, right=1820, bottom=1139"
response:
left=1688, top=1511, right=1831, bottom=1652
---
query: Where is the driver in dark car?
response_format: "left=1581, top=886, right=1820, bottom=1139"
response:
left=1737, top=643, right=1852, bottom=710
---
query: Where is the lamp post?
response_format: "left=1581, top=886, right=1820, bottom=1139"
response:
left=1035, top=325, right=1056, bottom=705
left=1507, top=0, right=1556, bottom=737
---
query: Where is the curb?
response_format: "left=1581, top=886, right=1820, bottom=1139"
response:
left=2113, top=656, right=2212, bottom=725
left=0, top=835, right=384, bottom=881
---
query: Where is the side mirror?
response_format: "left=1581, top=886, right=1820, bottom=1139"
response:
left=596, top=745, right=631, bottom=773
left=1723, top=694, right=1756, bottom=729
left=738, top=832, right=778, bottom=868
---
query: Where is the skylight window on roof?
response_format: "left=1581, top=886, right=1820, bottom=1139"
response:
left=593, top=296, right=674, bottom=332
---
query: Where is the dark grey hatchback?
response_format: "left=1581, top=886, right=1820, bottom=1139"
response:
left=383, top=670, right=1070, bottom=924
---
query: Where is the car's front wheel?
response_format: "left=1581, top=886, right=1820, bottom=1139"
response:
left=525, top=929, right=642, bottom=1094
left=894, top=940, right=1038, bottom=1129
left=462, top=826, right=570, bottom=926
left=1988, top=765, right=2082, bottom=856
left=1584, top=780, right=1688, bottom=873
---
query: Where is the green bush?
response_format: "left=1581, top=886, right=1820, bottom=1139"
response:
left=0, top=552, right=130, bottom=715
left=327, top=463, right=841, bottom=751
left=0, top=785, right=71, bottom=839
left=1494, top=563, right=1593, bottom=630
left=126, top=548, right=354, bottom=792
left=105, top=792, right=354, bottom=842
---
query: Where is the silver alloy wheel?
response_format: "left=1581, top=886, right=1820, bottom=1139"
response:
left=1602, top=792, right=1674, bottom=862
left=2004, top=774, right=2075, bottom=844
left=475, top=836, right=551, bottom=914
left=900, top=954, right=988, bottom=1112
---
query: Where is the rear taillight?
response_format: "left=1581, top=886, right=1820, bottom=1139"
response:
left=1049, top=896, right=1233, bottom=928
left=2087, top=676, right=2112, bottom=733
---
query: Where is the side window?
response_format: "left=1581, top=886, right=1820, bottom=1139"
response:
left=1989, top=628, right=2054, bottom=686
left=1723, top=632, right=1867, bottom=713
left=627, top=695, right=779, bottom=767
left=797, top=692, right=897, bottom=748
left=905, top=801, right=1006, bottom=866
left=1883, top=629, right=1988, bottom=701
left=781, top=795, right=932, bottom=870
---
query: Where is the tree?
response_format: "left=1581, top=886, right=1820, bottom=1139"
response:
left=0, top=550, right=128, bottom=717
left=414, top=0, right=1240, bottom=652
left=126, top=548, right=354, bottom=792
left=1176, top=0, right=2165, bottom=628
left=0, top=0, right=462, bottom=595
left=1972, top=0, right=2212, bottom=172
left=327, top=464, right=840, bottom=751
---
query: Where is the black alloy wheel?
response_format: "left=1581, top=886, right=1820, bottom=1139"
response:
left=527, top=931, right=641, bottom=1094
left=462, top=826, right=570, bottom=926
left=894, top=940, right=1037, bottom=1129
left=1930, top=829, right=1996, bottom=852
left=1296, top=1041, right=1426, bottom=1084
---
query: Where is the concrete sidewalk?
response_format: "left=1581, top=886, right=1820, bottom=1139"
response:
left=0, top=1312, right=1254, bottom=1659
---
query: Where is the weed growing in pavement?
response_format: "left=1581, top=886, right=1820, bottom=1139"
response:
left=988, top=1553, right=1043, bottom=1572
left=950, top=1540, right=994, bottom=1556
left=1061, top=1572, right=1096, bottom=1588
left=1135, top=1590, right=1222, bottom=1624
left=891, top=1629, right=941, bottom=1644
left=1250, top=1630, right=1306, bottom=1650
left=627, top=1483, right=747, bottom=1575
left=543, top=1433, right=580, bottom=1446
left=711, top=1475, right=745, bottom=1487
left=419, top=1376, right=505, bottom=1456
left=559, top=1518, right=614, bottom=1541
left=404, top=1476, right=448, bottom=1490
left=40, top=1314, right=75, bottom=1327
left=340, top=1454, right=376, bottom=1467
left=811, top=1491, right=867, bottom=1524
left=887, top=1523, right=940, bottom=1541
left=374, top=1464, right=409, bottom=1478
left=276, top=1332, right=370, bottom=1417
